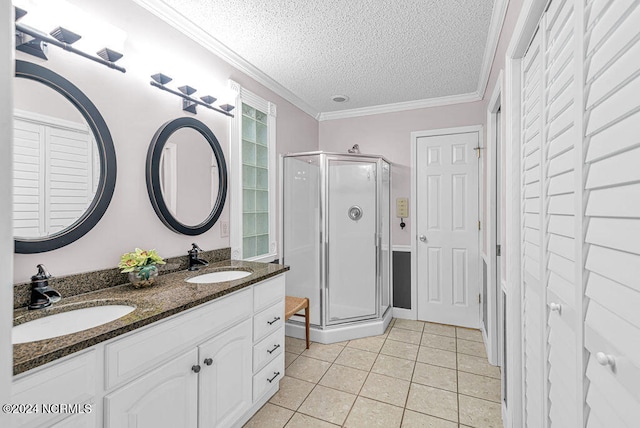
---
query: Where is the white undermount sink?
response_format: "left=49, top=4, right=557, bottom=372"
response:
left=12, top=305, right=135, bottom=344
left=186, top=270, right=252, bottom=284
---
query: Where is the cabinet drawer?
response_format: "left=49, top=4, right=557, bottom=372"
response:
left=252, top=354, right=284, bottom=402
left=253, top=327, right=284, bottom=372
left=253, top=301, right=284, bottom=342
left=105, top=288, right=252, bottom=389
left=253, top=274, right=285, bottom=313
left=13, top=349, right=96, bottom=428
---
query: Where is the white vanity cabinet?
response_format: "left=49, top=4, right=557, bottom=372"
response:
left=12, top=273, right=286, bottom=428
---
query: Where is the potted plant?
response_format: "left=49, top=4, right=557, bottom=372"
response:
left=119, top=248, right=166, bottom=288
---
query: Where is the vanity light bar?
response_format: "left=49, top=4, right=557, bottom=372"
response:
left=14, top=7, right=126, bottom=73
left=150, top=74, right=235, bottom=118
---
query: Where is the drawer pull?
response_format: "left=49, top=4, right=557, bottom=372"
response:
left=192, top=365, right=201, bottom=373
left=267, top=316, right=281, bottom=325
left=595, top=352, right=615, bottom=367
left=549, top=302, right=562, bottom=313
left=203, top=358, right=213, bottom=366
left=267, top=371, right=281, bottom=383
left=267, top=344, right=281, bottom=354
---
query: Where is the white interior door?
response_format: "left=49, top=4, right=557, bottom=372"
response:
left=416, top=131, right=480, bottom=328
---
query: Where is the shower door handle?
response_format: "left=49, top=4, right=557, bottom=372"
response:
left=419, top=235, right=427, bottom=243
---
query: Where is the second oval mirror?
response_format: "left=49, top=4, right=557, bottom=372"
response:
left=146, top=118, right=227, bottom=235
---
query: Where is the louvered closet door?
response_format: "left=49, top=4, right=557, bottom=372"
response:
left=521, top=30, right=545, bottom=428
left=583, top=0, right=640, bottom=427
left=543, top=0, right=580, bottom=426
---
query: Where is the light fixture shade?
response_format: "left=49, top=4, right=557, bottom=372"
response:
left=16, top=35, right=48, bottom=60
left=219, top=104, right=235, bottom=113
left=200, top=95, right=216, bottom=104
left=183, top=99, right=197, bottom=114
left=151, top=73, right=172, bottom=85
left=14, top=6, right=27, bottom=22
left=50, top=26, right=82, bottom=44
left=178, top=85, right=197, bottom=96
left=97, top=48, right=123, bottom=62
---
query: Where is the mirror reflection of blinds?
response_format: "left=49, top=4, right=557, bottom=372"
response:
left=13, top=111, right=95, bottom=238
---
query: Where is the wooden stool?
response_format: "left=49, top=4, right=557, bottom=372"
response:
left=285, top=296, right=310, bottom=349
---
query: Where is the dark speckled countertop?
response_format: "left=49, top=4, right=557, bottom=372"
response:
left=13, top=259, right=289, bottom=376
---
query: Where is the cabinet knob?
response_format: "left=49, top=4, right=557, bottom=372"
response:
left=267, top=316, right=281, bottom=325
left=203, top=358, right=213, bottom=366
left=191, top=365, right=201, bottom=373
left=595, top=352, right=615, bottom=367
left=549, top=302, right=562, bottom=313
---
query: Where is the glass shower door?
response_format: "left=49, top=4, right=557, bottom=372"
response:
left=326, top=158, right=378, bottom=324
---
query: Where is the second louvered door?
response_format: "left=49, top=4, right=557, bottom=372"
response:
left=543, top=0, right=580, bottom=427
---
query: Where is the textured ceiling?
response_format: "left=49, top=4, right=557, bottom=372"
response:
left=153, top=0, right=495, bottom=114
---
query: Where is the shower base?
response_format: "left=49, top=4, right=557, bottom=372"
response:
left=285, top=307, right=393, bottom=344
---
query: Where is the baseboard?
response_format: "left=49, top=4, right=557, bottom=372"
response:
left=285, top=309, right=392, bottom=344
left=392, top=307, right=415, bottom=319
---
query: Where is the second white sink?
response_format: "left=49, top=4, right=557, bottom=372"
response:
left=186, top=270, right=252, bottom=284
left=13, top=305, right=135, bottom=344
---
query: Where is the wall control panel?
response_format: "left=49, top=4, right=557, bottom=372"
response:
left=396, top=198, right=409, bottom=218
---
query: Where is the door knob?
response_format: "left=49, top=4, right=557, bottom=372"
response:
left=549, top=302, right=562, bottom=313
left=595, top=352, right=615, bottom=367
left=419, top=235, right=427, bottom=243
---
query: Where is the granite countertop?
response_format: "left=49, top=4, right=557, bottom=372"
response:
left=13, top=259, right=289, bottom=376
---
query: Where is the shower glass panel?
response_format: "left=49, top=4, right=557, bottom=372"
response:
left=283, top=155, right=321, bottom=325
left=380, top=161, right=391, bottom=314
left=327, top=158, right=377, bottom=324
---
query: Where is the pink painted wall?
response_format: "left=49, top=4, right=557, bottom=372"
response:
left=12, top=0, right=318, bottom=282
left=319, top=101, right=485, bottom=246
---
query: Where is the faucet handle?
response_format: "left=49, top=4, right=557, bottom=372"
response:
left=191, top=243, right=203, bottom=252
left=32, top=264, right=52, bottom=282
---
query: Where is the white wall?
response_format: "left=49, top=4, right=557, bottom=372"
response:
left=319, top=101, right=485, bottom=247
left=12, top=0, right=318, bottom=282
left=0, top=1, right=13, bottom=424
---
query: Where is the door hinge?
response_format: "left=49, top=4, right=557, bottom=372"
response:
left=478, top=220, right=481, bottom=231
left=497, top=244, right=502, bottom=257
left=473, top=146, right=483, bottom=158
left=478, top=294, right=482, bottom=304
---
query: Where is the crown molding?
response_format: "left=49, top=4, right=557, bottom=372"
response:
left=477, top=0, right=510, bottom=99
left=131, top=0, right=319, bottom=119
left=318, top=91, right=482, bottom=121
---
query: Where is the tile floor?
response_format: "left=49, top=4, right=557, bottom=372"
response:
left=244, top=318, right=503, bottom=428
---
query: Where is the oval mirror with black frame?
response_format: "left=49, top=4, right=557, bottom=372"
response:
left=146, top=117, right=227, bottom=235
left=13, top=60, right=117, bottom=254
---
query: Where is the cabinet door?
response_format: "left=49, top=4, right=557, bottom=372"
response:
left=198, top=319, right=252, bottom=428
left=105, top=349, right=198, bottom=428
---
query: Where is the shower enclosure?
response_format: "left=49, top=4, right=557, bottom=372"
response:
left=282, top=152, right=392, bottom=343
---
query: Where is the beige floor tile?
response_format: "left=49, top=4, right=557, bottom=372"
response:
left=244, top=403, right=294, bottom=428
left=346, top=335, right=386, bottom=353
left=285, top=352, right=299, bottom=369
left=456, top=327, right=484, bottom=343
left=381, top=339, right=419, bottom=360
left=371, top=354, right=416, bottom=381
left=458, top=395, right=503, bottom=428
left=285, top=412, right=340, bottom=428
left=298, top=385, right=356, bottom=425
left=394, top=319, right=425, bottom=332
left=269, top=376, right=316, bottom=410
left=457, top=353, right=500, bottom=379
left=359, top=372, right=410, bottom=407
left=382, top=322, right=393, bottom=336
left=421, top=333, right=457, bottom=352
left=457, top=339, right=487, bottom=358
left=286, top=356, right=331, bottom=383
left=334, top=347, right=379, bottom=371
left=401, top=410, right=458, bottom=428
left=406, top=383, right=458, bottom=423
left=319, top=364, right=368, bottom=394
left=458, top=372, right=501, bottom=403
left=412, top=362, right=457, bottom=392
left=417, top=346, right=457, bottom=369
left=344, top=396, right=404, bottom=428
left=285, top=336, right=308, bottom=355
left=422, top=322, right=456, bottom=338
left=388, top=328, right=423, bottom=345
left=301, top=342, right=345, bottom=363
